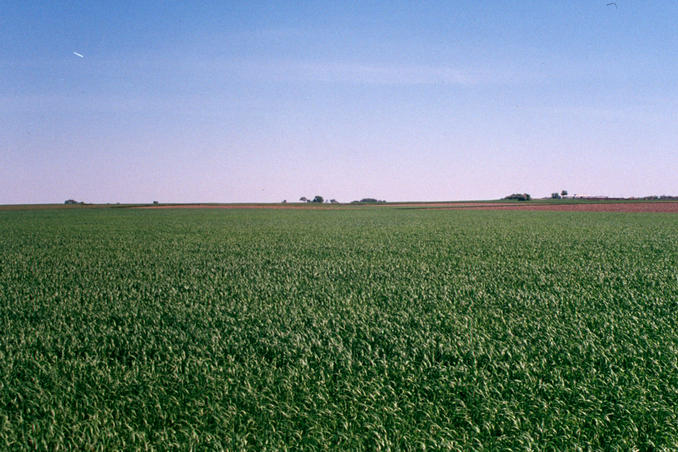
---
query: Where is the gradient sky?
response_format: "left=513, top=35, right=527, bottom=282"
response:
left=2, top=1, right=677, bottom=203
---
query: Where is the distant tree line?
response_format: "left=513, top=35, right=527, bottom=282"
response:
left=297, top=196, right=384, bottom=204
left=503, top=193, right=531, bottom=201
left=299, top=195, right=326, bottom=203
left=350, top=198, right=386, bottom=204
left=298, top=195, right=339, bottom=204
left=639, top=195, right=678, bottom=200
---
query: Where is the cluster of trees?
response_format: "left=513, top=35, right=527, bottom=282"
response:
left=551, top=190, right=568, bottom=199
left=503, top=193, right=531, bottom=201
left=350, top=198, right=386, bottom=204
left=640, top=195, right=678, bottom=200
left=299, top=196, right=338, bottom=204
left=297, top=196, right=385, bottom=204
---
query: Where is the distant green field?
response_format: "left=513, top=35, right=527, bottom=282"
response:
left=1, top=207, right=677, bottom=449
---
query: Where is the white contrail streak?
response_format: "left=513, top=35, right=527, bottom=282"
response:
left=73, top=51, right=84, bottom=58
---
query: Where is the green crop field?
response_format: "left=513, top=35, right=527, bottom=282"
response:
left=1, top=207, right=677, bottom=450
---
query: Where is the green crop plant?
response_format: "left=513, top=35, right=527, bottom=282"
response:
left=1, top=207, right=677, bottom=450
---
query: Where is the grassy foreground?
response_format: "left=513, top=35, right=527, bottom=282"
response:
left=1, top=207, right=677, bottom=450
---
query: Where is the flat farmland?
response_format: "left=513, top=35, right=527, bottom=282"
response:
left=1, top=207, right=677, bottom=449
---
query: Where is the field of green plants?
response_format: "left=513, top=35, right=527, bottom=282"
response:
left=1, top=207, right=677, bottom=449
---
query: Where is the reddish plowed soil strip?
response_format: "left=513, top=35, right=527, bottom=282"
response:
left=138, top=204, right=336, bottom=210
left=136, top=202, right=678, bottom=212
left=390, top=203, right=514, bottom=208
left=437, top=202, right=678, bottom=213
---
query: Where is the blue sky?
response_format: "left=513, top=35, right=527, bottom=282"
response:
left=2, top=1, right=677, bottom=203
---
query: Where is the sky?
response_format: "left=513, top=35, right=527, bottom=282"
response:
left=2, top=1, right=677, bottom=203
